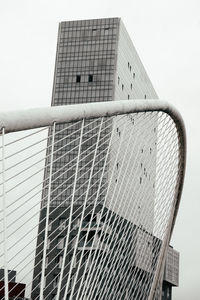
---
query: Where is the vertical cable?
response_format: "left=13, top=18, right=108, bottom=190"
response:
left=59, top=119, right=85, bottom=300
left=75, top=119, right=115, bottom=300
left=66, top=119, right=103, bottom=299
left=39, top=122, right=56, bottom=300
left=2, top=127, right=9, bottom=300
left=89, top=128, right=135, bottom=299
left=98, top=124, right=148, bottom=299
left=70, top=118, right=104, bottom=299
left=83, top=119, right=129, bottom=300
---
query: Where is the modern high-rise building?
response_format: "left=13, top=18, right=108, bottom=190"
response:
left=31, top=17, right=179, bottom=300
left=48, top=17, right=158, bottom=229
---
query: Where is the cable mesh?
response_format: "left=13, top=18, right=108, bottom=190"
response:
left=0, top=109, right=183, bottom=300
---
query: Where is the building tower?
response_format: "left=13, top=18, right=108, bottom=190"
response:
left=31, top=18, right=178, bottom=300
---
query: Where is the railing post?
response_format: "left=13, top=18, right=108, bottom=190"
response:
left=39, top=122, right=56, bottom=300
left=2, top=127, right=9, bottom=300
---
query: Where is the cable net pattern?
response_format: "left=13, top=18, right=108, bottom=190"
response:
left=0, top=109, right=183, bottom=300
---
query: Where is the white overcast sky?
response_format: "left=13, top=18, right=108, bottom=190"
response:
left=0, top=0, right=200, bottom=299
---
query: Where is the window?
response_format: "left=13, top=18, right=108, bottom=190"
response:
left=42, top=276, right=46, bottom=288
left=88, top=74, right=93, bottom=82
left=92, top=28, right=97, bottom=36
left=144, top=94, right=147, bottom=99
left=38, top=274, right=41, bottom=283
left=73, top=218, right=80, bottom=229
left=131, top=83, right=133, bottom=90
left=104, top=28, right=109, bottom=34
left=76, top=75, right=81, bottom=83
left=116, top=127, right=121, bottom=136
left=57, top=237, right=64, bottom=249
left=122, top=84, right=124, bottom=91
left=53, top=275, right=60, bottom=289
left=85, top=215, right=96, bottom=227
left=128, top=62, right=130, bottom=68
left=133, top=73, right=135, bottom=79
left=118, top=76, right=120, bottom=84
left=48, top=219, right=52, bottom=231
left=57, top=255, right=63, bottom=269
left=167, top=287, right=170, bottom=298
left=70, top=275, right=75, bottom=289
left=128, top=94, right=130, bottom=99
left=72, top=255, right=77, bottom=268
left=88, top=231, right=95, bottom=241
left=59, top=218, right=66, bottom=231
left=45, top=256, right=48, bottom=268
left=47, top=238, right=50, bottom=250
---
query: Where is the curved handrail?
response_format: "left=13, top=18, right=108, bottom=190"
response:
left=0, top=99, right=186, bottom=299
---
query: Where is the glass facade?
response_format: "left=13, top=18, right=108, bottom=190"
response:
left=52, top=18, right=119, bottom=106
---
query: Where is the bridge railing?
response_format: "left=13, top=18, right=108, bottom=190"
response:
left=0, top=100, right=186, bottom=300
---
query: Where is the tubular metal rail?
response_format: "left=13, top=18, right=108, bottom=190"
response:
left=0, top=100, right=186, bottom=300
